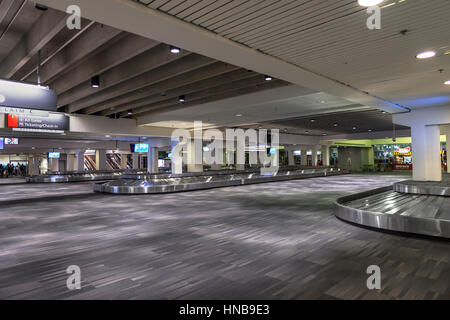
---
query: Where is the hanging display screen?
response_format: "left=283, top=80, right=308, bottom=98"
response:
left=134, top=144, right=149, bottom=153
left=48, top=152, right=61, bottom=159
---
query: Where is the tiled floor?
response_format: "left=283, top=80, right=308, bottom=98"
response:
left=1, top=173, right=449, bottom=300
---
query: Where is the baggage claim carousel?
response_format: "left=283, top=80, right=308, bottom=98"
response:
left=93, top=167, right=346, bottom=194
left=335, top=174, right=450, bottom=239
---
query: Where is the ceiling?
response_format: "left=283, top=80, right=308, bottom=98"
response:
left=0, top=0, right=291, bottom=120
left=134, top=0, right=450, bottom=110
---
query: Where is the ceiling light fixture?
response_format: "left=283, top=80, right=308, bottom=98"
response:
left=358, top=0, right=385, bottom=6
left=368, top=129, right=373, bottom=132
left=310, top=119, right=315, bottom=123
left=91, top=75, right=100, bottom=88
left=128, top=110, right=133, bottom=115
left=264, top=75, right=273, bottom=81
left=416, top=50, right=436, bottom=59
left=179, top=95, right=185, bottom=102
left=445, top=80, right=450, bottom=85
left=333, top=123, right=338, bottom=127
left=35, top=4, right=48, bottom=11
left=170, top=46, right=180, bottom=54
left=235, top=114, right=242, bottom=117
left=353, top=127, right=357, bottom=130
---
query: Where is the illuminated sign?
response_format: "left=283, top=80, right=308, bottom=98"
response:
left=0, top=79, right=57, bottom=111
left=84, top=150, right=96, bottom=155
left=7, top=113, right=68, bottom=132
left=293, top=150, right=301, bottom=156
left=0, top=138, right=3, bottom=150
left=48, top=152, right=61, bottom=159
left=4, top=138, right=18, bottom=145
left=134, top=144, right=149, bottom=153
left=395, top=147, right=411, bottom=154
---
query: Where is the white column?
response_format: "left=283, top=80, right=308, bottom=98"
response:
left=132, top=153, right=140, bottom=170
left=187, top=140, right=203, bottom=173
left=171, top=141, right=183, bottom=174
left=49, top=157, right=59, bottom=172
left=76, top=151, right=85, bottom=172
left=312, top=146, right=319, bottom=167
left=29, top=156, right=40, bottom=176
left=411, top=125, right=441, bottom=181
left=95, top=149, right=107, bottom=171
left=120, top=154, right=128, bottom=170
left=147, top=147, right=159, bottom=173
left=288, top=148, right=295, bottom=166
left=301, top=149, right=307, bottom=166
left=66, top=154, right=76, bottom=172
left=322, top=146, right=330, bottom=166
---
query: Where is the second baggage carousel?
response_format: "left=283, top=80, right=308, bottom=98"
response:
left=94, top=168, right=347, bottom=194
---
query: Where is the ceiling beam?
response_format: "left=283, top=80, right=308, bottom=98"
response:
left=137, top=80, right=290, bottom=119
left=98, top=64, right=249, bottom=116
left=0, top=0, right=19, bottom=29
left=0, top=8, right=66, bottom=79
left=131, top=75, right=275, bottom=117
left=66, top=53, right=214, bottom=113
left=26, top=23, right=123, bottom=85
left=12, top=19, right=95, bottom=82
left=51, top=34, right=159, bottom=94
left=59, top=44, right=191, bottom=109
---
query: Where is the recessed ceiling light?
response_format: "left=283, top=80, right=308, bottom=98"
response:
left=382, top=111, right=387, bottom=114
left=264, top=75, right=273, bottom=81
left=445, top=80, right=450, bottom=85
left=310, top=119, right=315, bottom=123
left=416, top=51, right=436, bottom=59
left=358, top=0, right=384, bottom=6
left=305, top=130, right=310, bottom=134
left=91, top=75, right=100, bottom=88
left=179, top=95, right=185, bottom=102
left=353, top=127, right=357, bottom=130
left=128, top=111, right=133, bottom=115
left=35, top=4, right=48, bottom=11
left=170, top=46, right=180, bottom=54
left=333, top=123, right=338, bottom=127
left=235, top=114, right=242, bottom=117
left=322, top=133, right=327, bottom=136
left=368, top=129, right=373, bottom=132
left=106, top=135, right=111, bottom=138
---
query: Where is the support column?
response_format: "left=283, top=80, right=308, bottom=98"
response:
left=147, top=147, right=159, bottom=173
left=171, top=140, right=183, bottom=174
left=120, top=154, right=128, bottom=170
left=49, top=157, right=59, bottom=172
left=312, top=147, right=319, bottom=167
left=210, top=147, right=223, bottom=170
left=288, top=148, right=295, bottom=166
left=411, top=125, right=441, bottom=181
left=28, top=156, right=40, bottom=176
left=66, top=154, right=76, bottom=172
left=132, top=153, right=140, bottom=170
left=321, top=146, right=330, bottom=166
left=76, top=151, right=85, bottom=172
left=187, top=140, right=203, bottom=173
left=95, top=149, right=107, bottom=171
left=300, top=149, right=307, bottom=166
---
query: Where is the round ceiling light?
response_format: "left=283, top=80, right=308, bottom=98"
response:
left=445, top=80, right=450, bottom=85
left=416, top=51, right=436, bottom=59
left=358, top=0, right=384, bottom=6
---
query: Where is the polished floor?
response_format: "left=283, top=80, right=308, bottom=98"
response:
left=1, top=173, right=450, bottom=300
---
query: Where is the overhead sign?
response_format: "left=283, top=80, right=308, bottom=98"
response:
left=134, top=143, right=149, bottom=153
left=0, top=79, right=57, bottom=111
left=7, top=113, right=69, bottom=132
left=0, top=138, right=3, bottom=150
left=395, top=147, right=411, bottom=154
left=48, top=152, right=61, bottom=159
left=4, top=138, right=19, bottom=145
left=0, top=106, right=50, bottom=116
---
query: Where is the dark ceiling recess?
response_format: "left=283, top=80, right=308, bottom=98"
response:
left=250, top=109, right=410, bottom=136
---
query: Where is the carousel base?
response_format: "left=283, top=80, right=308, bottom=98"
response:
left=393, top=174, right=450, bottom=196
left=94, top=168, right=346, bottom=194
left=335, top=176, right=450, bottom=239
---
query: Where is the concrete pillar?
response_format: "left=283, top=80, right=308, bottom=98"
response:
left=28, top=156, right=40, bottom=176
left=147, top=147, right=159, bottom=173
left=120, top=154, right=128, bottom=170
left=95, top=149, right=107, bottom=171
left=187, top=140, right=203, bottom=173
left=49, top=157, right=59, bottom=172
left=321, top=146, right=330, bottom=166
left=76, top=151, right=85, bottom=172
left=312, top=147, right=319, bottom=167
left=301, top=149, right=307, bottom=166
left=66, top=154, right=76, bottom=172
left=171, top=141, right=183, bottom=174
left=288, top=148, right=295, bottom=166
left=132, top=153, right=140, bottom=170
left=40, top=156, right=48, bottom=174
left=411, top=125, right=441, bottom=181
